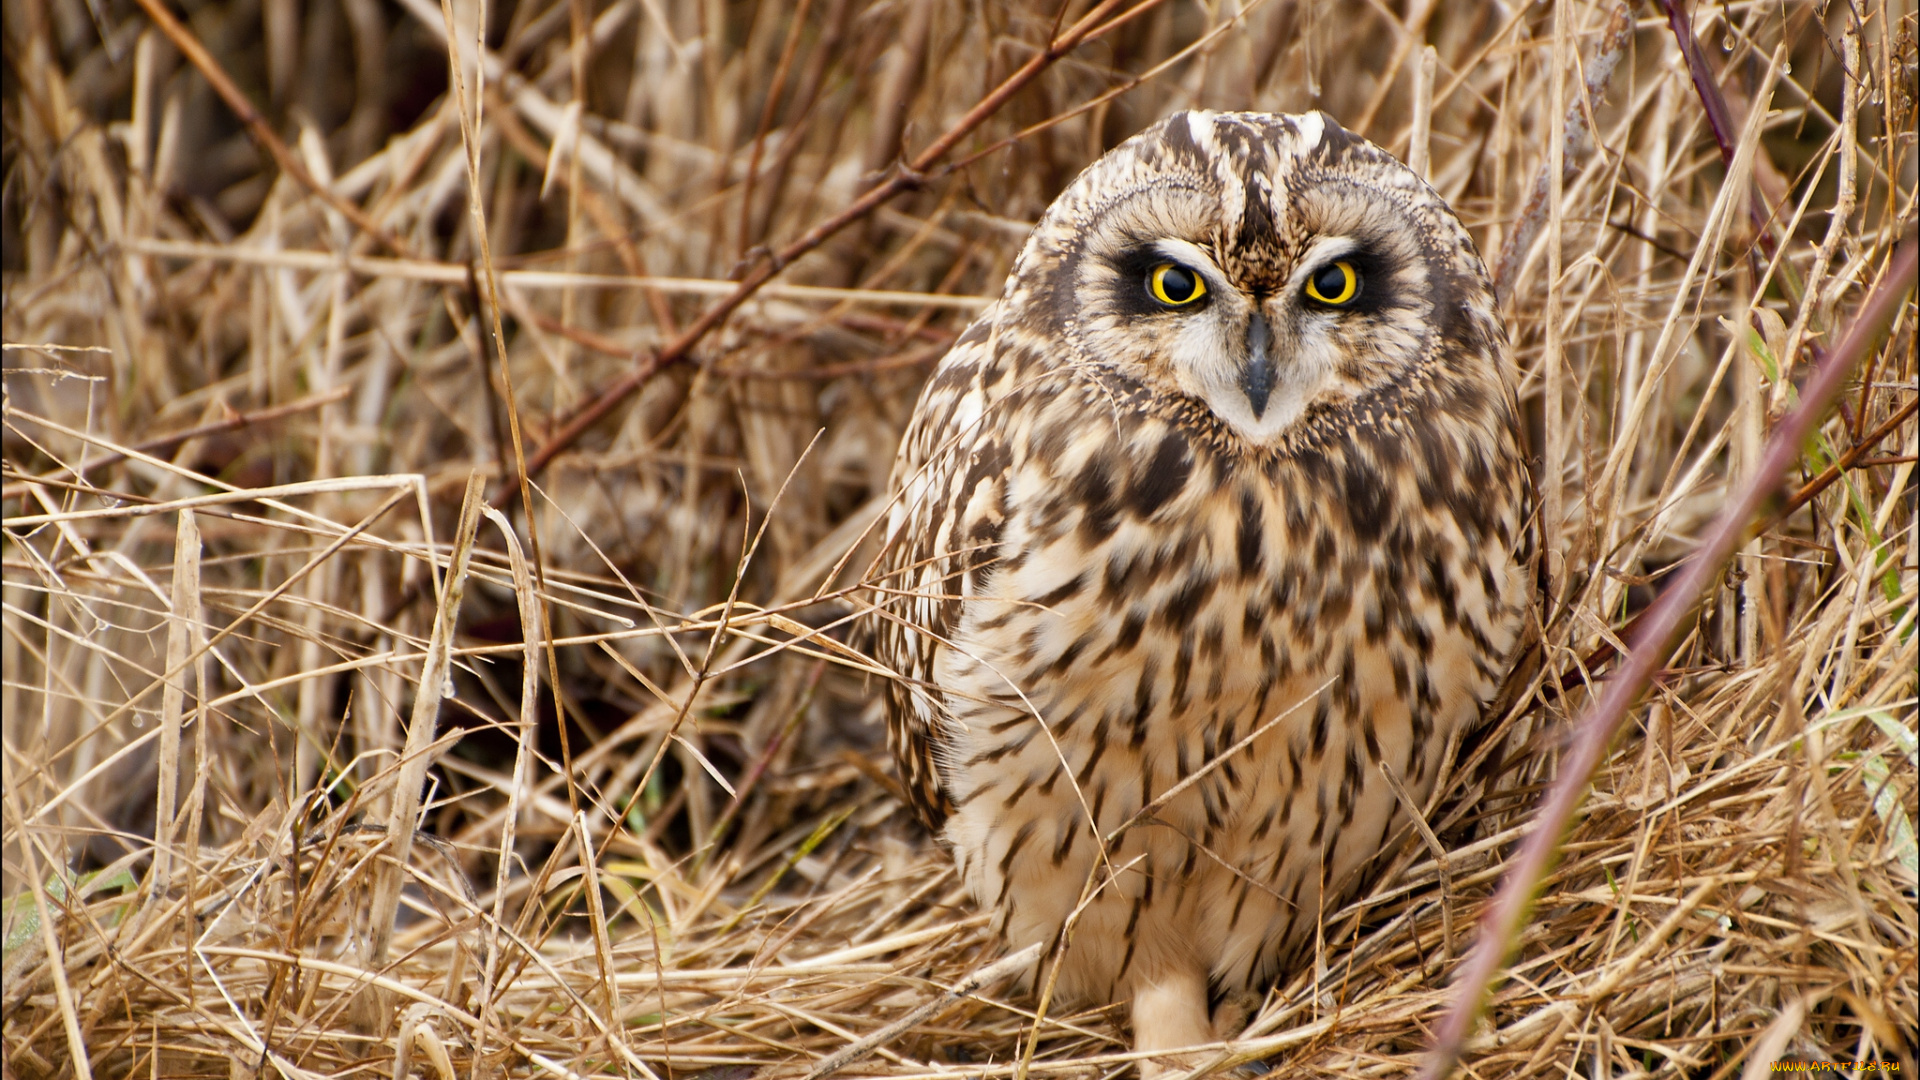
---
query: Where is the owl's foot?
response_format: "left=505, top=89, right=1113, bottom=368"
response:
left=1130, top=966, right=1215, bottom=1080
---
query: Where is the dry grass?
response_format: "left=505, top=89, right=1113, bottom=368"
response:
left=2, top=1, right=1915, bottom=1078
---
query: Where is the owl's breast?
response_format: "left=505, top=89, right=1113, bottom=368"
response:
left=935, top=378, right=1530, bottom=837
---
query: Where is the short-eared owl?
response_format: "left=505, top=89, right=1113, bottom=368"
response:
left=870, top=110, right=1533, bottom=1072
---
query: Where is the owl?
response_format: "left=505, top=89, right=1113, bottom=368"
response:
left=869, top=110, right=1534, bottom=1074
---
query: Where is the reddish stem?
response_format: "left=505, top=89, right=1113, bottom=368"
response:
left=1421, top=238, right=1915, bottom=1080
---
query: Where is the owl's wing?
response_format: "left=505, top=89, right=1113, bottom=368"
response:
left=870, top=315, right=1010, bottom=831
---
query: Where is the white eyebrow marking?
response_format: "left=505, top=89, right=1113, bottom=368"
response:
left=1149, top=238, right=1227, bottom=290
left=1289, top=235, right=1363, bottom=293
left=1295, top=111, right=1327, bottom=149
left=1186, top=110, right=1217, bottom=148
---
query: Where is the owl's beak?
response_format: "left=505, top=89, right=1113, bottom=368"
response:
left=1243, top=312, right=1276, bottom=418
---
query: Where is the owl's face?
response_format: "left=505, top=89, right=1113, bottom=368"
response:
left=1001, top=110, right=1492, bottom=448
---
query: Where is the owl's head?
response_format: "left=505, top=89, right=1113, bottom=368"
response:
left=1000, top=110, right=1500, bottom=448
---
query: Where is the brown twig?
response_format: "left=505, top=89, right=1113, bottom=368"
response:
left=514, top=306, right=645, bottom=362
left=128, top=0, right=410, bottom=256
left=713, top=342, right=948, bottom=381
left=1766, top=395, right=1920, bottom=532
left=503, top=0, right=1160, bottom=506
left=1422, top=237, right=1916, bottom=1080
left=2, top=386, right=353, bottom=496
left=512, top=303, right=942, bottom=382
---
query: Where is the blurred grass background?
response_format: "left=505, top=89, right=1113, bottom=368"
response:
left=2, top=1, right=1915, bottom=1077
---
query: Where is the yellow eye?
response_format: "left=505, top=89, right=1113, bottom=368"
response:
left=1303, top=260, right=1359, bottom=305
left=1148, top=263, right=1208, bottom=306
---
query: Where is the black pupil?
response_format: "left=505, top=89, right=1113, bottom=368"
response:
left=1159, top=265, right=1197, bottom=302
left=1312, top=264, right=1348, bottom=300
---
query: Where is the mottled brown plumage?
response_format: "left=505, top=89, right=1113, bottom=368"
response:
left=868, top=110, right=1534, bottom=1073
